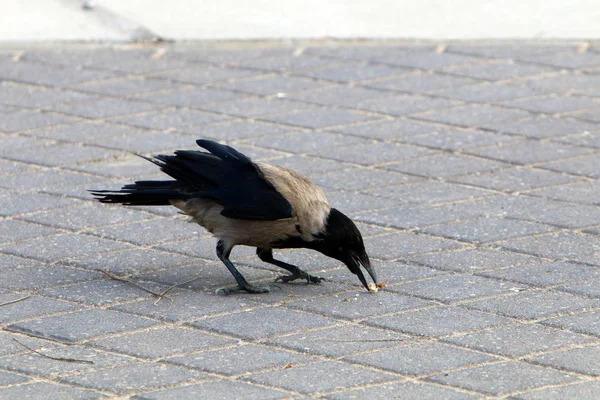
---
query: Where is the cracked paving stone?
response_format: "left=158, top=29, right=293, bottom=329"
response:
left=0, top=294, right=79, bottom=324
left=90, top=326, right=236, bottom=359
left=58, top=362, right=210, bottom=395
left=133, top=380, right=288, bottom=400
left=6, top=309, right=158, bottom=344
left=286, top=291, right=432, bottom=321
left=329, top=380, right=479, bottom=400
left=244, top=360, right=396, bottom=395
left=444, top=323, right=594, bottom=357
left=191, top=307, right=335, bottom=340
left=0, top=382, right=106, bottom=399
left=344, top=342, right=498, bottom=375
left=427, top=361, right=580, bottom=396
left=266, top=324, right=413, bottom=357
left=462, top=290, right=600, bottom=320
left=165, top=343, right=317, bottom=375
left=366, top=305, right=513, bottom=337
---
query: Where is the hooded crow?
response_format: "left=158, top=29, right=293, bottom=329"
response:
left=90, top=139, right=377, bottom=294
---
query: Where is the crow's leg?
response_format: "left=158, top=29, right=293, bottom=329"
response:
left=257, top=248, right=325, bottom=284
left=215, top=241, right=272, bottom=295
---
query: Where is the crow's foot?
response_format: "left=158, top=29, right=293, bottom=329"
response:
left=275, top=271, right=325, bottom=284
left=215, top=282, right=277, bottom=295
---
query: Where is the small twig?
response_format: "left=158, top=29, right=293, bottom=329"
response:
left=154, top=276, right=201, bottom=305
left=12, top=339, right=94, bottom=364
left=318, top=338, right=407, bottom=343
left=0, top=295, right=31, bottom=307
left=98, top=269, right=170, bottom=300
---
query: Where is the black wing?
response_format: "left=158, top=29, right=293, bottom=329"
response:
left=195, top=139, right=292, bottom=221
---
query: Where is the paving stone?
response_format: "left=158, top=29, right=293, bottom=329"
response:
left=65, top=248, right=200, bottom=275
left=112, top=290, right=259, bottom=322
left=542, top=310, right=600, bottom=336
left=248, top=131, right=369, bottom=153
left=51, top=98, right=160, bottom=119
left=415, top=105, right=531, bottom=127
left=344, top=342, right=498, bottom=375
left=539, top=154, right=600, bottom=178
left=266, top=324, right=413, bottom=357
left=364, top=231, right=464, bottom=259
left=401, top=128, right=518, bottom=150
left=0, top=110, right=77, bottom=132
left=200, top=97, right=317, bottom=118
left=444, top=60, right=557, bottom=81
left=0, top=264, right=99, bottom=291
left=25, top=121, right=145, bottom=142
left=447, top=44, right=577, bottom=58
left=114, top=108, right=228, bottom=131
left=0, top=253, right=40, bottom=270
left=529, top=344, right=600, bottom=376
left=486, top=116, right=599, bottom=138
left=296, top=61, right=409, bottom=83
left=0, top=83, right=98, bottom=108
left=92, top=217, right=203, bottom=246
left=89, top=130, right=199, bottom=154
left=287, top=291, right=432, bottom=321
left=5, top=142, right=118, bottom=167
left=385, top=153, right=508, bottom=178
left=436, top=82, right=552, bottom=103
left=0, top=345, right=133, bottom=378
left=237, top=54, right=337, bottom=72
left=0, top=370, right=29, bottom=386
left=170, top=47, right=292, bottom=64
left=136, top=87, right=245, bottom=107
left=313, top=167, right=421, bottom=191
left=261, top=108, right=380, bottom=129
left=191, top=307, right=335, bottom=340
left=287, top=86, right=387, bottom=107
left=134, top=380, right=289, bottom=400
left=468, top=140, right=592, bottom=164
left=422, top=217, right=556, bottom=243
left=313, top=141, right=430, bottom=165
left=410, top=248, right=540, bottom=272
left=151, top=64, right=259, bottom=84
left=0, top=219, right=58, bottom=243
left=427, top=361, right=579, bottom=396
left=165, top=343, right=316, bottom=375
left=0, top=294, right=78, bottom=324
left=330, top=380, right=479, bottom=400
left=244, top=360, right=395, bottom=394
left=445, top=323, right=594, bottom=357
left=59, top=362, right=209, bottom=395
left=371, top=181, right=493, bottom=204
left=366, top=305, right=513, bottom=337
left=454, top=167, right=580, bottom=192
left=90, top=326, right=235, bottom=359
left=306, top=45, right=430, bottom=62
left=71, top=77, right=184, bottom=96
left=7, top=309, right=158, bottom=344
left=481, top=261, right=600, bottom=287
left=462, top=290, right=600, bottom=319
left=354, top=93, right=461, bottom=116
left=0, top=192, right=78, bottom=218
left=529, top=180, right=600, bottom=206
left=326, top=190, right=398, bottom=214
left=390, top=274, right=522, bottom=303
left=218, top=76, right=325, bottom=96
left=501, top=95, right=600, bottom=114
left=154, top=235, right=247, bottom=259
left=1, top=169, right=110, bottom=199
left=366, top=73, right=478, bottom=93
left=499, top=231, right=600, bottom=264
left=0, top=59, right=118, bottom=85
left=524, top=72, right=600, bottom=92
left=324, top=261, right=445, bottom=287
left=383, top=52, right=479, bottom=69
left=516, top=381, right=600, bottom=400
left=518, top=51, right=600, bottom=69
left=334, top=118, right=441, bottom=140
left=0, top=234, right=132, bottom=262
left=559, top=278, right=600, bottom=298
left=0, top=382, right=105, bottom=399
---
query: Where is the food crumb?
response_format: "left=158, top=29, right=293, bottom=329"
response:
left=377, top=282, right=387, bottom=288
left=367, top=283, right=378, bottom=293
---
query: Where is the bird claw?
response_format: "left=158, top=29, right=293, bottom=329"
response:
left=275, top=272, right=325, bottom=285
left=215, top=283, right=275, bottom=295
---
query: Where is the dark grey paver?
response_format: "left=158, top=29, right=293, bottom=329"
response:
left=217, top=76, right=325, bottom=96
left=288, top=86, right=388, bottom=107
left=248, top=131, right=368, bottom=153
left=518, top=51, right=600, bottom=69
left=487, top=116, right=599, bottom=138
left=114, top=108, right=228, bottom=131
left=266, top=324, right=413, bottom=357
left=446, top=44, right=577, bottom=58
left=296, top=62, right=409, bottom=83
left=415, top=104, right=530, bottom=127
left=151, top=65, right=259, bottom=84
left=330, top=380, right=479, bottom=400
left=136, top=87, right=245, bottom=107
left=529, top=344, right=600, bottom=376
left=502, top=95, right=600, bottom=114
left=6, top=309, right=158, bottom=343
left=313, top=167, right=422, bottom=191
left=385, top=153, right=508, bottom=178
left=0, top=382, right=106, bottom=399
left=327, top=190, right=397, bottom=214
left=559, top=278, right=600, bottom=298
left=445, top=323, right=594, bottom=357
left=71, top=77, right=183, bottom=96
left=435, top=82, right=552, bottom=103
left=333, top=117, right=440, bottom=140
left=261, top=108, right=380, bottom=129
left=539, top=153, right=600, bottom=178
left=354, top=94, right=461, bottom=116
left=410, top=248, right=540, bottom=272
left=92, top=218, right=203, bottom=246
left=0, top=294, right=79, bottom=324
left=0, top=265, right=99, bottom=291
left=0, top=370, right=29, bottom=386
left=4, top=142, right=119, bottom=167
left=542, top=310, right=600, bottom=337
left=244, top=360, right=396, bottom=394
left=366, top=73, right=478, bottom=93
left=444, top=60, right=556, bottom=81
left=313, top=141, right=430, bottom=165
left=324, top=261, right=445, bottom=287
left=0, top=219, right=58, bottom=243
left=165, top=343, right=317, bottom=375
left=344, top=342, right=498, bottom=375
left=480, top=261, right=600, bottom=287
left=383, top=52, right=479, bottom=69
left=191, top=307, right=335, bottom=340
left=371, top=181, right=493, bottom=204
left=364, top=231, right=464, bottom=259
left=427, top=361, right=579, bottom=395
left=453, top=167, right=580, bottom=192
left=366, top=306, right=513, bottom=337
left=528, top=180, right=600, bottom=206
left=134, top=380, right=289, bottom=400
left=468, top=140, right=593, bottom=164
left=59, top=362, right=209, bottom=395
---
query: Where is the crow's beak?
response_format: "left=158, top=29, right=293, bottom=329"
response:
left=349, top=252, right=378, bottom=292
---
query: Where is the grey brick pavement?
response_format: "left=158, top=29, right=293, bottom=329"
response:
left=0, top=41, right=599, bottom=398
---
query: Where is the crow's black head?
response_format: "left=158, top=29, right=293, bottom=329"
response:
left=314, top=208, right=377, bottom=291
